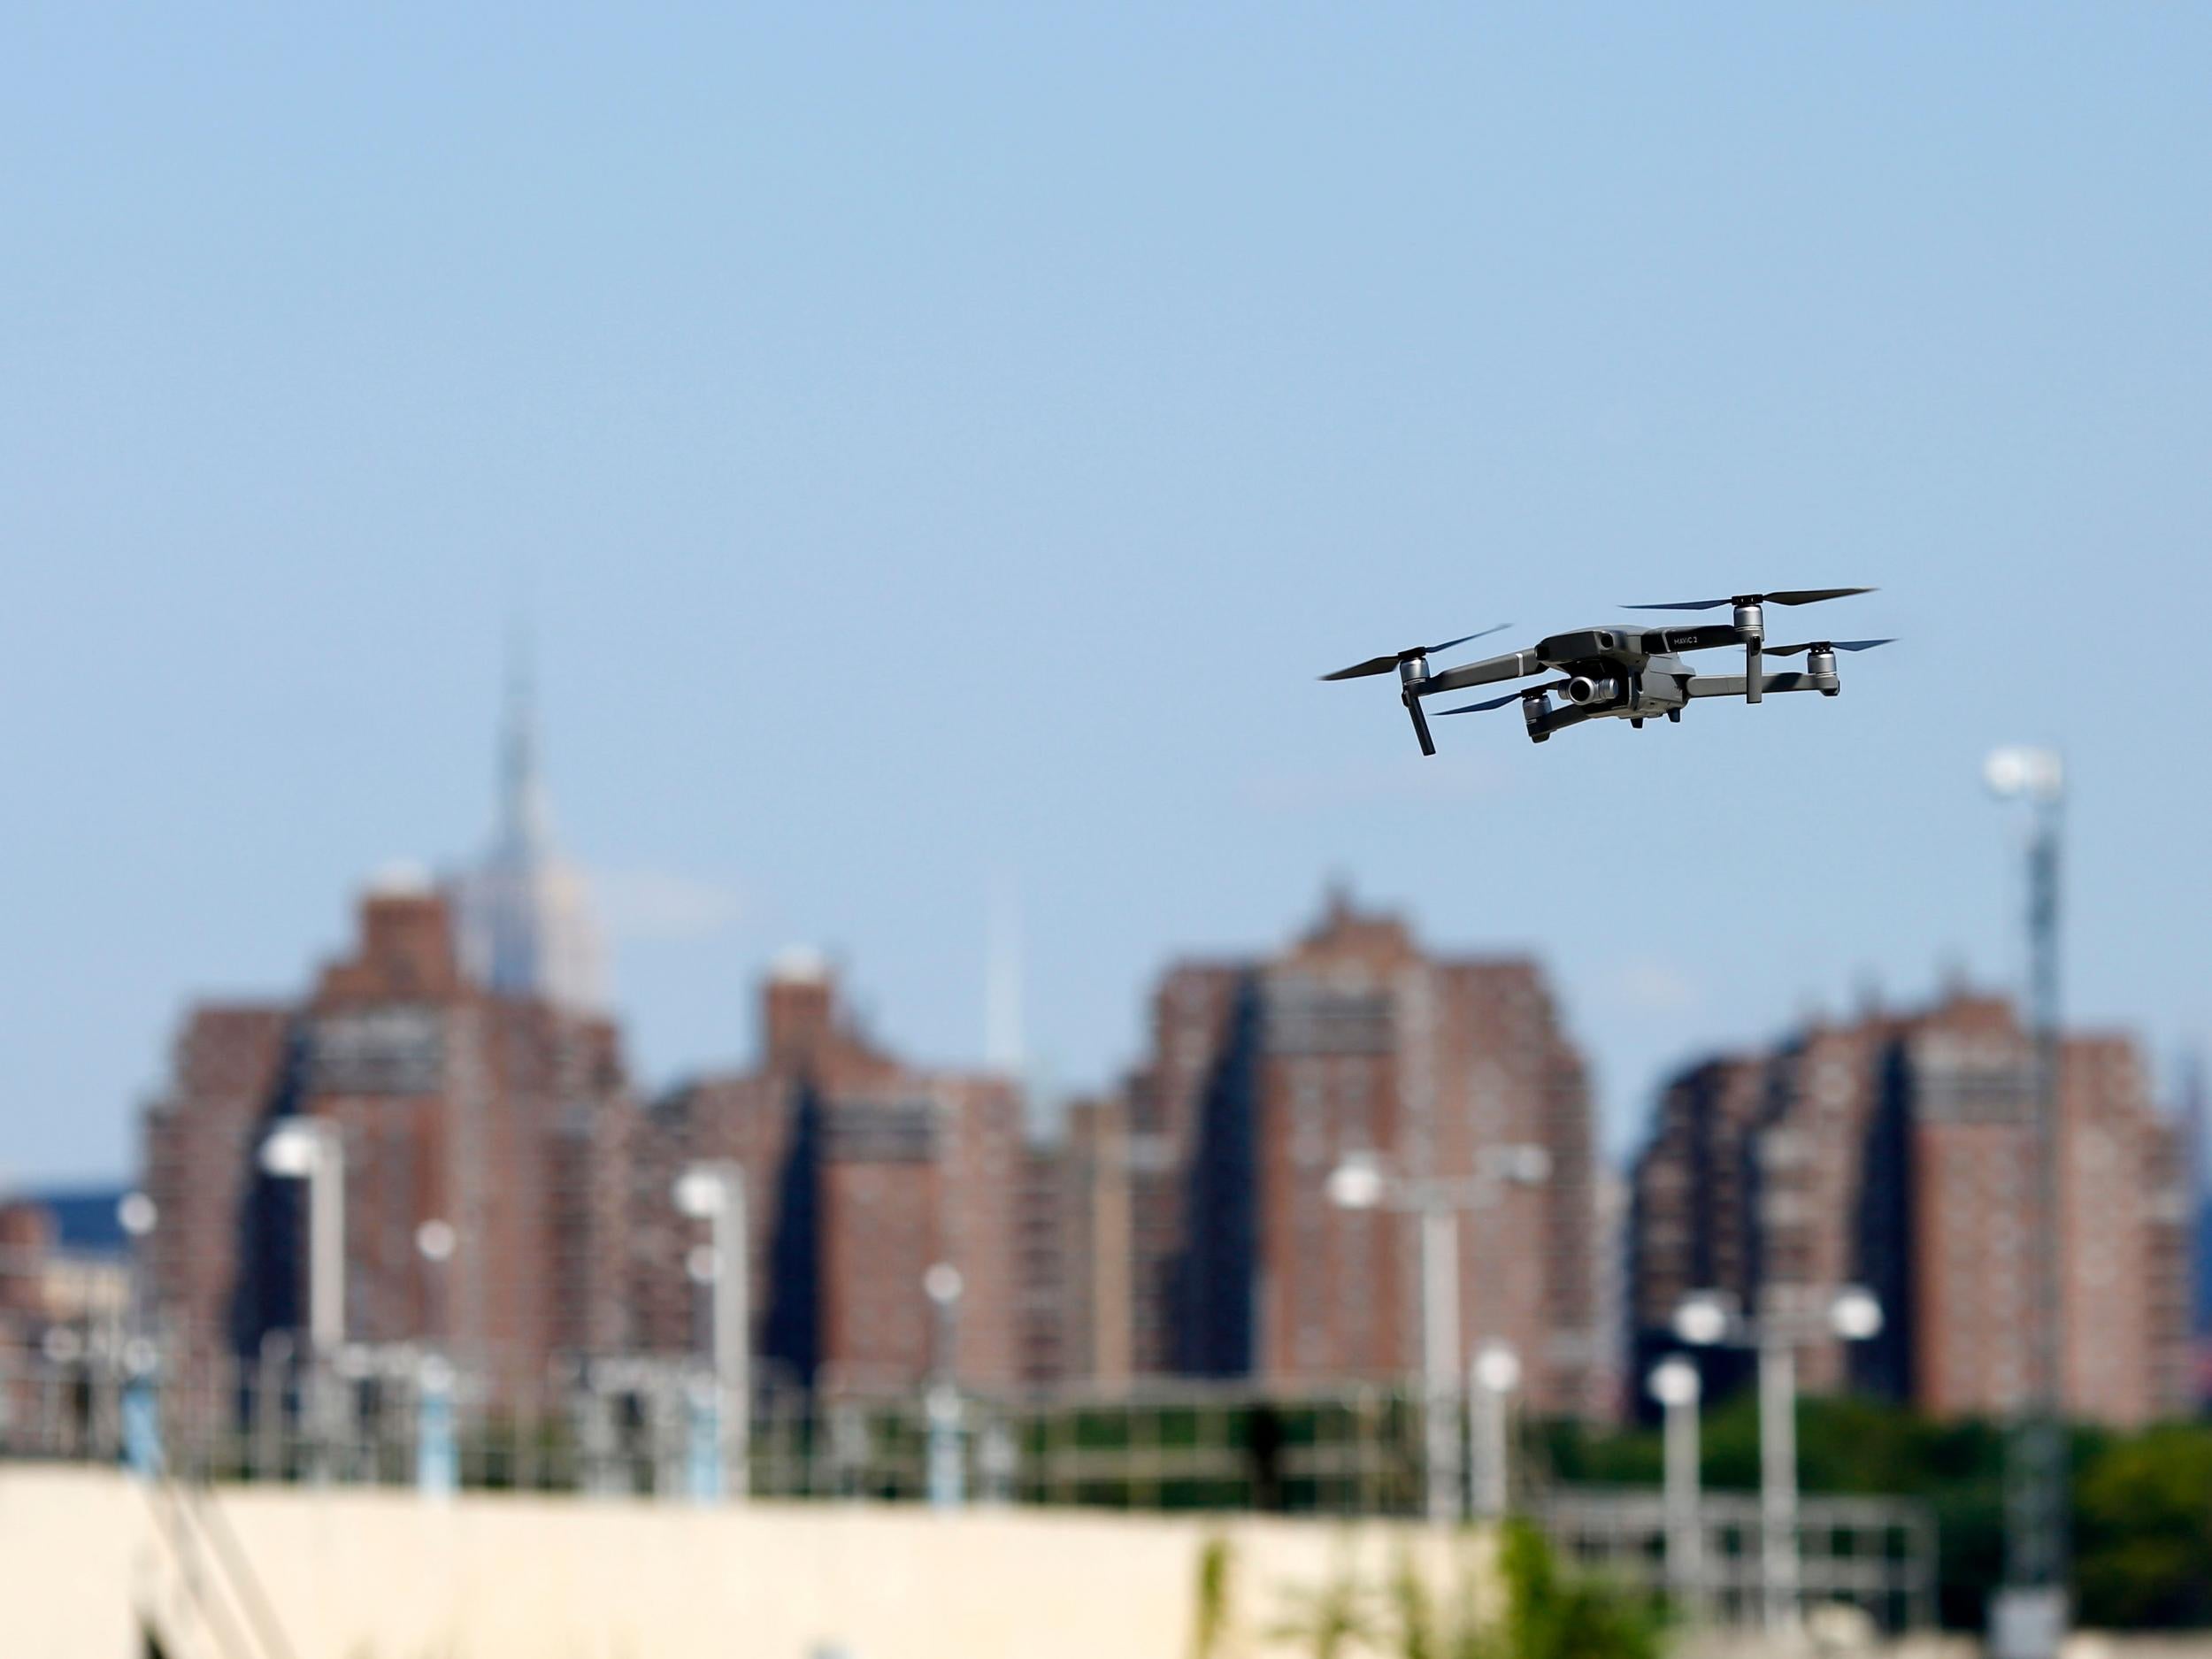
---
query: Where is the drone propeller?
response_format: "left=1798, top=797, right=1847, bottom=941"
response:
left=1622, top=588, right=1876, bottom=612
left=1765, top=638, right=1893, bottom=657
left=1320, top=623, right=1514, bottom=757
left=1435, top=680, right=1567, bottom=716
left=1318, top=623, right=1512, bottom=681
left=1619, top=589, right=1873, bottom=704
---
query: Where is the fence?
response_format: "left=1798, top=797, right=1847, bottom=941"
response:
left=0, top=1325, right=1938, bottom=1633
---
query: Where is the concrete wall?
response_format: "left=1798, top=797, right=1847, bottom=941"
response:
left=0, top=1468, right=1485, bottom=1659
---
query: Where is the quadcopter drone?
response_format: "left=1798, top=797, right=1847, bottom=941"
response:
left=1323, top=588, right=1891, bottom=750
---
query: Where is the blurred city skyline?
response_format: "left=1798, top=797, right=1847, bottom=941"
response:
left=8, top=4, right=2212, bottom=1180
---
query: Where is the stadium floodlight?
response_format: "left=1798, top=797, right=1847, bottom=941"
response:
left=1984, top=745, right=2070, bottom=1659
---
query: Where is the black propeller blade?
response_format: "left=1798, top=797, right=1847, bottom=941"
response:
left=1435, top=681, right=1567, bottom=715
left=1434, top=691, right=1524, bottom=716
left=1319, top=623, right=1511, bottom=681
left=1765, top=638, right=1894, bottom=656
left=1623, top=587, right=1875, bottom=612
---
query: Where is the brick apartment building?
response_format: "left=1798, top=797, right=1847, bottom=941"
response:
left=624, top=952, right=1030, bottom=1394
left=1120, top=892, right=1605, bottom=1416
left=1015, top=1097, right=1133, bottom=1389
left=140, top=881, right=634, bottom=1402
left=1628, top=990, right=2193, bottom=1425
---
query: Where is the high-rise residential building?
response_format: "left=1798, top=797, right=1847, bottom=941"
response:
left=1629, top=990, right=2194, bottom=1426
left=142, top=671, right=631, bottom=1403
left=1122, top=892, right=1603, bottom=1417
left=2182, top=1057, right=2212, bottom=1406
left=1015, top=1097, right=1133, bottom=1389
left=1627, top=1055, right=1772, bottom=1395
left=626, top=954, right=1028, bottom=1394
left=140, top=880, right=636, bottom=1403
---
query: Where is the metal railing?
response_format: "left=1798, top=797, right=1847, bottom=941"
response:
left=0, top=1326, right=1938, bottom=1633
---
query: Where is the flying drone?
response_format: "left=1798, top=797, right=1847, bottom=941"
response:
left=1322, top=588, right=1891, bottom=750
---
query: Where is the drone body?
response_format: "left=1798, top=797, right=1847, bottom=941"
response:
left=1323, top=589, right=1890, bottom=752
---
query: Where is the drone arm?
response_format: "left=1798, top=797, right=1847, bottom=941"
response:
left=1683, top=669, right=1836, bottom=700
left=1420, top=649, right=1544, bottom=695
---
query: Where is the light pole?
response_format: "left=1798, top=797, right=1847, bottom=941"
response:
left=260, top=1118, right=345, bottom=1479
left=116, top=1192, right=160, bottom=1477
left=414, top=1218, right=457, bottom=1498
left=1675, top=1283, right=1883, bottom=1632
left=1648, top=1356, right=1704, bottom=1617
left=1985, top=745, right=2070, bottom=1659
left=1468, top=1340, right=1520, bottom=1520
left=924, top=1261, right=965, bottom=1509
left=673, top=1162, right=749, bottom=1502
left=1326, top=1143, right=1552, bottom=1526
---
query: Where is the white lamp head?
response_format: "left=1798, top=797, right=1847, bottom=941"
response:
left=924, top=1262, right=964, bottom=1307
left=1325, top=1153, right=1388, bottom=1211
left=1830, top=1285, right=1884, bottom=1341
left=258, top=1121, right=324, bottom=1179
left=1671, top=1292, right=1734, bottom=1348
left=1474, top=1340, right=1522, bottom=1394
left=673, top=1164, right=733, bottom=1219
left=1648, top=1356, right=1702, bottom=1408
left=1489, top=1144, right=1554, bottom=1187
left=117, top=1192, right=157, bottom=1239
left=1984, top=746, right=2063, bottom=803
left=415, top=1219, right=457, bottom=1263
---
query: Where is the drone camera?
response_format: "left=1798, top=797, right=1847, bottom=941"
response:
left=1565, top=674, right=1619, bottom=707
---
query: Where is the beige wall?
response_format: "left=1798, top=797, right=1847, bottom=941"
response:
left=0, top=1467, right=1484, bottom=1659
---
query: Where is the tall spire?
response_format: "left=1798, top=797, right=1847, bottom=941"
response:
left=985, top=874, right=1024, bottom=1073
left=449, top=625, right=606, bottom=1012
left=499, top=618, right=554, bottom=859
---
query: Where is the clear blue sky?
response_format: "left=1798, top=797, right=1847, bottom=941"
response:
left=5, top=4, right=2208, bottom=1181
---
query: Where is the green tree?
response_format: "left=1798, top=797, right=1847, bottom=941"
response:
left=1467, top=1521, right=1663, bottom=1659
left=2074, top=1426, right=2212, bottom=1629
